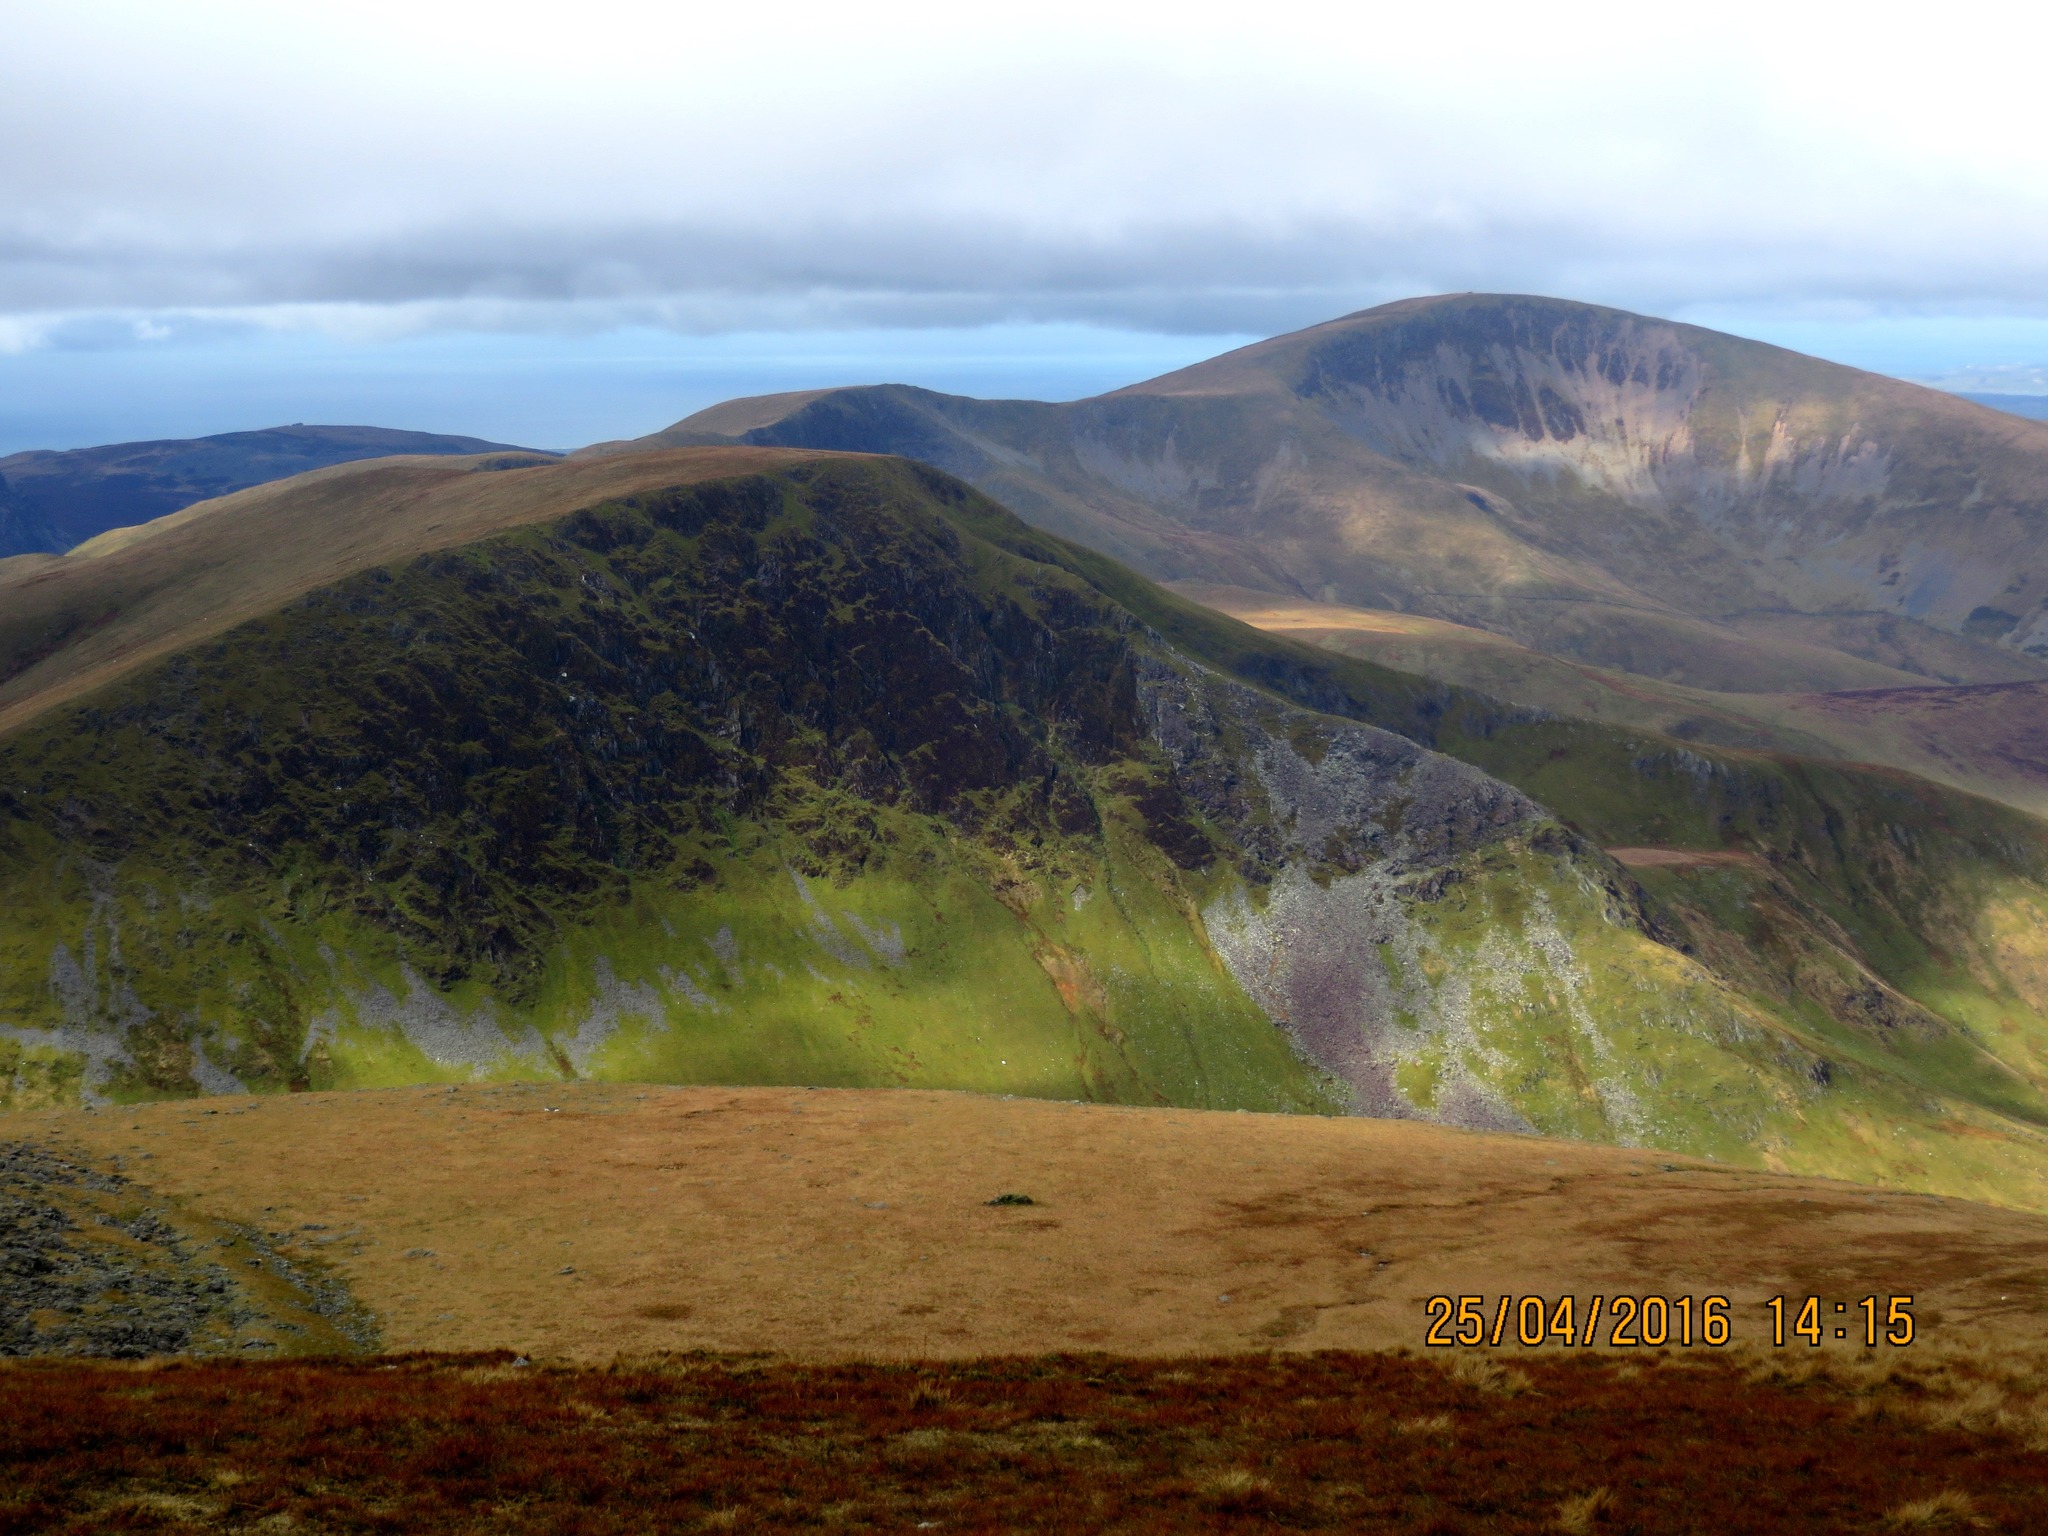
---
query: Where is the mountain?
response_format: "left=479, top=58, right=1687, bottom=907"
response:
left=8, top=447, right=2048, bottom=1209
left=0, top=424, right=552, bottom=559
left=628, top=294, right=2048, bottom=697
left=622, top=294, right=2048, bottom=816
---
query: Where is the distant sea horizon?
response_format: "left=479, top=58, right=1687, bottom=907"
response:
left=1956, top=392, right=2048, bottom=421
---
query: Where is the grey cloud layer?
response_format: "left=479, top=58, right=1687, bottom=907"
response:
left=15, top=211, right=2048, bottom=339
left=10, top=3, right=2048, bottom=337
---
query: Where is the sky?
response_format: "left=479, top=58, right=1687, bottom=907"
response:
left=6, top=0, right=2048, bottom=453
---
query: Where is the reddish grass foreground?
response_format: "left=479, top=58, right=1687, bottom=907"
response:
left=3, top=1351, right=2044, bottom=1534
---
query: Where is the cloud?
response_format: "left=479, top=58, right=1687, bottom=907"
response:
left=7, top=0, right=2048, bottom=344
left=1926, top=365, right=2048, bottom=393
left=0, top=314, right=59, bottom=355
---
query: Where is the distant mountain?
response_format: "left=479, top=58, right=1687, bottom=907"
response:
left=1961, top=392, right=2048, bottom=422
left=9, top=448, right=2048, bottom=1211
left=0, top=424, right=552, bottom=558
left=623, top=295, right=2048, bottom=698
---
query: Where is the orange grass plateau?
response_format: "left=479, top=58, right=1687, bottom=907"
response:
left=13, top=1084, right=2048, bottom=1362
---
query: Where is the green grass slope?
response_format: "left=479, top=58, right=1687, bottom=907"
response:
left=0, top=461, right=1351, bottom=1118
left=6, top=456, right=2048, bottom=1208
left=1012, top=521, right=2048, bottom=1204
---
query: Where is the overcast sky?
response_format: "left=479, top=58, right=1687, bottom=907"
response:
left=6, top=0, right=2048, bottom=451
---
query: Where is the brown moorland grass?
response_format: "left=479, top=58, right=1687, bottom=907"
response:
left=16, top=1084, right=2048, bottom=1363
left=5, top=1349, right=2047, bottom=1535
left=1756, top=679, right=2048, bottom=820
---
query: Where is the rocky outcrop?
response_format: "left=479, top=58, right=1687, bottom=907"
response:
left=1132, top=653, right=1659, bottom=1132
left=0, top=1141, right=374, bottom=1357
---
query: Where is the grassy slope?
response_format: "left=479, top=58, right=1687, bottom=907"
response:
left=0, top=445, right=832, bottom=740
left=23, top=1083, right=2048, bottom=1360
left=0, top=460, right=1339, bottom=1117
left=6, top=458, right=2048, bottom=1204
left=1034, top=524, right=2048, bottom=1202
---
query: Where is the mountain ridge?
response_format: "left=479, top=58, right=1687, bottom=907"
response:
left=12, top=302, right=2048, bottom=1209
left=8, top=450, right=2048, bottom=1210
left=0, top=423, right=554, bottom=561
left=0, top=446, right=818, bottom=740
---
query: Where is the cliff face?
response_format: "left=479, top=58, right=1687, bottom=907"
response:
left=1296, top=299, right=1710, bottom=495
left=647, top=295, right=2048, bottom=694
left=1281, top=299, right=2046, bottom=647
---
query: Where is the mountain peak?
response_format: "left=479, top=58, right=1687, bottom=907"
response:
left=628, top=293, right=2048, bottom=711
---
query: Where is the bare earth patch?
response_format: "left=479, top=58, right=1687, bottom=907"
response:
left=1605, top=846, right=1772, bottom=871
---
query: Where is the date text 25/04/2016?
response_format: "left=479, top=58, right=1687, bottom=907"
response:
left=1423, top=1295, right=1917, bottom=1349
